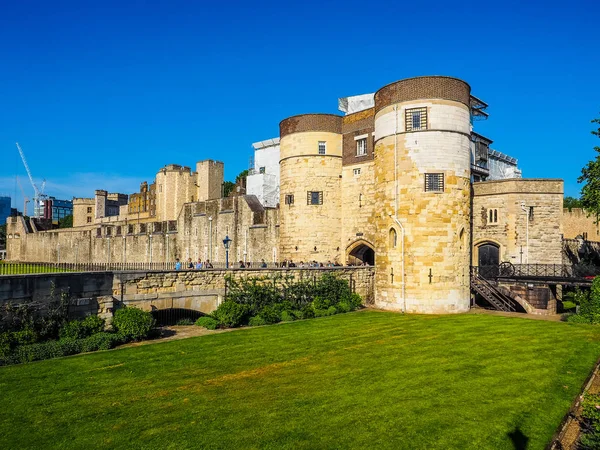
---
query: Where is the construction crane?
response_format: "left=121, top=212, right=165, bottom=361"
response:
left=15, top=142, right=45, bottom=218
left=16, top=176, right=30, bottom=217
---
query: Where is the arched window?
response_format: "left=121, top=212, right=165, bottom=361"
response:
left=389, top=228, right=397, bottom=248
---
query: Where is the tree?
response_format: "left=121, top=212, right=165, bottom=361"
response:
left=578, top=116, right=600, bottom=219
left=58, top=215, right=73, bottom=228
left=564, top=196, right=583, bottom=211
left=0, top=224, right=6, bottom=250
left=222, top=181, right=235, bottom=198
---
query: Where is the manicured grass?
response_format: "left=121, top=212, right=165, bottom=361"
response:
left=1, top=311, right=600, bottom=449
left=0, top=261, right=68, bottom=275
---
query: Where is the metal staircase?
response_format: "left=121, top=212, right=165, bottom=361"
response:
left=470, top=273, right=519, bottom=312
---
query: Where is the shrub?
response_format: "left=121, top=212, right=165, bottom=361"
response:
left=112, top=307, right=156, bottom=341
left=313, top=296, right=331, bottom=310
left=213, top=301, right=248, bottom=328
left=12, top=329, right=38, bottom=346
left=60, top=315, right=105, bottom=340
left=280, top=311, right=295, bottom=322
left=258, top=305, right=280, bottom=324
left=314, top=306, right=337, bottom=318
left=195, top=316, right=218, bottom=330
left=567, top=313, right=592, bottom=324
left=176, top=318, right=194, bottom=326
left=336, top=301, right=352, bottom=313
left=562, top=300, right=577, bottom=311
left=248, top=316, right=266, bottom=327
left=80, top=332, right=123, bottom=352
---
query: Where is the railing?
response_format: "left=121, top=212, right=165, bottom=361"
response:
left=0, top=261, right=371, bottom=276
left=472, top=263, right=600, bottom=280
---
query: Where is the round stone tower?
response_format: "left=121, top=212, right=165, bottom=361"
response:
left=279, top=114, right=343, bottom=264
left=373, top=76, right=472, bottom=313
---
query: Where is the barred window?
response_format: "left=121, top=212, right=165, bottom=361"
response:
left=307, top=191, right=323, bottom=205
left=424, top=173, right=444, bottom=192
left=318, top=141, right=326, bottom=155
left=87, top=207, right=92, bottom=213
left=284, top=194, right=294, bottom=205
left=86, top=217, right=92, bottom=223
left=353, top=168, right=361, bottom=176
left=356, top=138, right=367, bottom=156
left=406, top=107, right=427, bottom=131
left=488, top=208, right=498, bottom=224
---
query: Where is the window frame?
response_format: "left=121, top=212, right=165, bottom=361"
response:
left=356, top=137, right=367, bottom=157
left=318, top=141, right=326, bottom=155
left=488, top=208, right=499, bottom=224
left=307, top=191, right=323, bottom=205
left=424, top=173, right=444, bottom=193
left=405, top=107, right=428, bottom=132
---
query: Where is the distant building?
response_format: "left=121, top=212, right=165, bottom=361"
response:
left=247, top=138, right=280, bottom=208
left=38, top=197, right=73, bottom=225
left=0, top=196, right=10, bottom=225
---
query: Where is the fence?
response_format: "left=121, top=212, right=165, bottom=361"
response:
left=473, top=263, right=600, bottom=280
left=0, top=261, right=366, bottom=276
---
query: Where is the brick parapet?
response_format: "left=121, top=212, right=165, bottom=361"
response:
left=280, top=114, right=343, bottom=138
left=374, top=76, right=471, bottom=113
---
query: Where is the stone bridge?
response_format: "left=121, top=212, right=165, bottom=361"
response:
left=0, top=267, right=375, bottom=324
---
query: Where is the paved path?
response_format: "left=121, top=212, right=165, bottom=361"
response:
left=468, top=307, right=564, bottom=322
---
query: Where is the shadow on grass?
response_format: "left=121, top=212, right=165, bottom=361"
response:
left=508, top=427, right=529, bottom=450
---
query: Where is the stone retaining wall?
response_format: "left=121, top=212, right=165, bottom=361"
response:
left=0, top=267, right=375, bottom=323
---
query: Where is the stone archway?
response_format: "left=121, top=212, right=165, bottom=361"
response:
left=347, top=240, right=375, bottom=266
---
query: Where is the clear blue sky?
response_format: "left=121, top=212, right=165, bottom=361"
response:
left=1, top=0, right=598, bottom=210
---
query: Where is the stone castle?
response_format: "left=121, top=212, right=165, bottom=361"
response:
left=7, top=76, right=593, bottom=313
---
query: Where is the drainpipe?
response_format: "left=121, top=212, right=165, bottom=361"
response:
left=390, top=104, right=406, bottom=313
left=521, top=202, right=529, bottom=264
left=208, top=216, right=213, bottom=261
left=244, top=228, right=248, bottom=264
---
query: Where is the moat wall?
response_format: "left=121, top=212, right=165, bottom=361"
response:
left=0, top=267, right=375, bottom=322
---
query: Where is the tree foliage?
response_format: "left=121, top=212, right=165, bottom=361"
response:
left=564, top=196, right=582, bottom=211
left=0, top=224, right=6, bottom=250
left=58, top=215, right=73, bottom=228
left=578, top=116, right=600, bottom=219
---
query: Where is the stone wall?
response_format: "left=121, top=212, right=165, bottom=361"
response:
left=562, top=208, right=599, bottom=240
left=472, top=179, right=563, bottom=265
left=0, top=267, right=375, bottom=322
left=6, top=196, right=279, bottom=265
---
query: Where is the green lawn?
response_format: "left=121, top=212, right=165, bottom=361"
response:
left=0, top=261, right=68, bottom=275
left=1, top=311, right=600, bottom=449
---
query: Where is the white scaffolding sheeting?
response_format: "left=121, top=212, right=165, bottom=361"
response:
left=338, top=93, right=375, bottom=115
left=488, top=149, right=522, bottom=180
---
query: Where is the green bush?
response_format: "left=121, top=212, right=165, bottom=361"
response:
left=213, top=301, right=248, bottom=328
left=313, top=296, right=331, bottom=310
left=176, top=318, right=194, bottom=326
left=562, top=300, right=577, bottom=311
left=112, top=307, right=156, bottom=341
left=60, top=315, right=105, bottom=340
left=580, top=393, right=600, bottom=449
left=336, top=301, right=352, bottom=313
left=80, top=333, right=123, bottom=352
left=249, top=316, right=267, bottom=327
left=258, top=305, right=280, bottom=324
left=280, top=311, right=295, bottom=322
left=12, top=329, right=38, bottom=346
left=314, top=306, right=337, bottom=318
left=195, top=316, right=218, bottom=330
left=567, top=313, right=592, bottom=324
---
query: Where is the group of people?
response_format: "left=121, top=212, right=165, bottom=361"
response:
left=174, top=257, right=370, bottom=271
left=174, top=258, right=214, bottom=271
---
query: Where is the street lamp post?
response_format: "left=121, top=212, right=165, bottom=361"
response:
left=223, top=235, right=232, bottom=269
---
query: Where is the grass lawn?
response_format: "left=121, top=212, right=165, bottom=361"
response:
left=0, top=261, right=68, bottom=275
left=1, top=310, right=600, bottom=449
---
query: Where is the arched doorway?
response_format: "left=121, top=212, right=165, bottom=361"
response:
left=478, top=242, right=499, bottom=267
left=347, top=241, right=375, bottom=266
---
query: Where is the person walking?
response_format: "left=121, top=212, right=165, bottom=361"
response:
left=195, top=259, right=203, bottom=270
left=260, top=259, right=267, bottom=268
left=175, top=258, right=182, bottom=271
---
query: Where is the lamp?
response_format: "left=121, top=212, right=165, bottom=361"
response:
left=223, top=235, right=232, bottom=268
